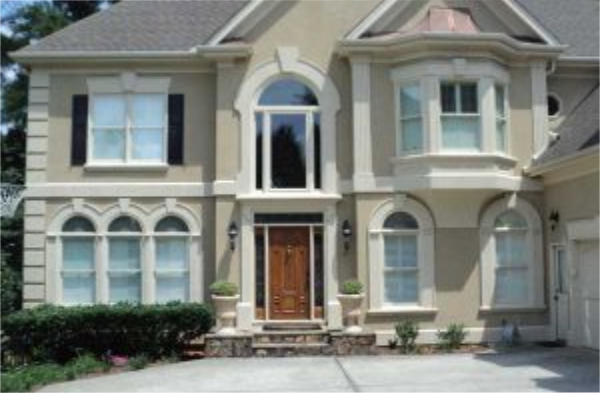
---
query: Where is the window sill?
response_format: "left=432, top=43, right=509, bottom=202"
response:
left=479, top=306, right=547, bottom=314
left=391, top=152, right=516, bottom=167
left=367, top=307, right=438, bottom=316
left=83, top=164, right=169, bottom=172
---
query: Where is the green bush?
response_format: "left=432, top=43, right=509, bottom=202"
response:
left=209, top=281, right=238, bottom=296
left=395, top=320, right=419, bottom=353
left=340, top=280, right=363, bottom=295
left=1, top=355, right=105, bottom=392
left=128, top=354, right=150, bottom=371
left=1, top=259, right=22, bottom=317
left=2, top=302, right=214, bottom=364
left=437, top=323, right=467, bottom=351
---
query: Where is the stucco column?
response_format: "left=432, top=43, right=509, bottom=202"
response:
left=236, top=204, right=254, bottom=331
left=480, top=77, right=495, bottom=153
left=325, top=205, right=342, bottom=329
left=531, top=60, right=549, bottom=157
left=350, top=58, right=374, bottom=191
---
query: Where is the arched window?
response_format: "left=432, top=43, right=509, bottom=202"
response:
left=61, top=217, right=96, bottom=304
left=255, top=78, right=321, bottom=191
left=479, top=198, right=544, bottom=309
left=108, top=216, right=142, bottom=303
left=382, top=212, right=420, bottom=304
left=368, top=198, right=435, bottom=311
left=493, top=211, right=529, bottom=305
left=154, top=216, right=190, bottom=303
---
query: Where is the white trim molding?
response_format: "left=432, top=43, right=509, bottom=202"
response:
left=368, top=197, right=436, bottom=312
left=479, top=195, right=545, bottom=310
left=234, top=47, right=341, bottom=195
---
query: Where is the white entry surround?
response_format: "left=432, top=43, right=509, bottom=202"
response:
left=236, top=199, right=342, bottom=331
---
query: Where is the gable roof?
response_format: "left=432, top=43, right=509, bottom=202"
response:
left=515, top=0, right=599, bottom=57
left=16, top=0, right=247, bottom=54
left=533, top=83, right=600, bottom=167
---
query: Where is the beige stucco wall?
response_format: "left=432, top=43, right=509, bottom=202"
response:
left=354, top=190, right=548, bottom=329
left=46, top=72, right=216, bottom=183
left=544, top=172, right=600, bottom=245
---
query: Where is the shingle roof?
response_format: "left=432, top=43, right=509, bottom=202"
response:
left=533, top=83, right=600, bottom=166
left=516, top=0, right=599, bottom=57
left=17, top=0, right=247, bottom=53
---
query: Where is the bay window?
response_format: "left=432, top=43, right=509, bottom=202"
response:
left=90, top=93, right=166, bottom=163
left=108, top=216, right=142, bottom=303
left=440, top=82, right=480, bottom=151
left=61, top=217, right=96, bottom=304
left=398, top=84, right=423, bottom=154
left=154, top=217, right=190, bottom=303
left=495, top=85, right=508, bottom=153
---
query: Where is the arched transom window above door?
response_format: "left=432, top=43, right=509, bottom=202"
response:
left=255, top=78, right=321, bottom=191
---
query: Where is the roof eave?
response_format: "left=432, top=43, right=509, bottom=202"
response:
left=10, top=45, right=252, bottom=65
left=336, top=32, right=566, bottom=59
left=525, top=145, right=600, bottom=177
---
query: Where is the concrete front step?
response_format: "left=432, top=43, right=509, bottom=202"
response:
left=252, top=342, right=330, bottom=357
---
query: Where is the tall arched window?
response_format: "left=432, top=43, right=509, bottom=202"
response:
left=61, top=217, right=96, bottom=304
left=383, top=212, right=420, bottom=304
left=255, top=78, right=321, bottom=191
left=369, top=198, right=436, bottom=311
left=154, top=216, right=190, bottom=303
left=108, top=216, right=142, bottom=303
left=479, top=197, right=544, bottom=309
left=493, top=210, right=529, bottom=305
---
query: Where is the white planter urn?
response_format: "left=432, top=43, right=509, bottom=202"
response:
left=337, top=293, right=365, bottom=333
left=212, top=294, right=239, bottom=335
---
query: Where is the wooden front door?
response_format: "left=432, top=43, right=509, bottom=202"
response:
left=269, top=227, right=310, bottom=320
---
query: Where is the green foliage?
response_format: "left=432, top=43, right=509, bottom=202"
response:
left=340, top=280, right=363, bottom=295
left=2, top=303, right=214, bottom=364
left=128, top=354, right=150, bottom=371
left=210, top=281, right=239, bottom=296
left=1, top=355, right=105, bottom=392
left=1, top=258, right=22, bottom=317
left=437, top=323, right=468, bottom=351
left=394, top=320, right=419, bottom=353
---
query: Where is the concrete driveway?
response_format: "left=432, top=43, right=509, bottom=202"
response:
left=42, top=347, right=598, bottom=392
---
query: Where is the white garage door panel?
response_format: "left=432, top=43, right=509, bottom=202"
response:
left=580, top=241, right=599, bottom=350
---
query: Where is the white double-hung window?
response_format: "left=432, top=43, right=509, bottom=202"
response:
left=154, top=217, right=190, bottom=303
left=61, top=217, right=96, bottom=304
left=90, top=93, right=166, bottom=163
left=398, top=84, right=423, bottom=154
left=108, top=216, right=143, bottom=303
left=440, top=81, right=480, bottom=151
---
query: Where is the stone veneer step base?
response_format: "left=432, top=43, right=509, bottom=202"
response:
left=204, top=331, right=378, bottom=358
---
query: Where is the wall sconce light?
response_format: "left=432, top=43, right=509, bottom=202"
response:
left=342, top=220, right=353, bottom=252
left=227, top=222, right=239, bottom=251
left=548, top=210, right=560, bottom=231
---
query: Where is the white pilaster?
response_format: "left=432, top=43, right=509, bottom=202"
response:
left=351, top=58, right=375, bottom=190
left=480, top=77, right=495, bottom=152
left=424, top=76, right=440, bottom=153
left=324, top=205, right=342, bottom=329
left=531, top=61, right=549, bottom=157
left=236, top=205, right=254, bottom=331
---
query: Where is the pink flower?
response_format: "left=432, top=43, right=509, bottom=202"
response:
left=110, top=355, right=128, bottom=367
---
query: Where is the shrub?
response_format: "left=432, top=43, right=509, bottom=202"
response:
left=1, top=259, right=22, bottom=317
left=2, top=302, right=214, bottom=364
left=128, top=354, right=150, bottom=371
left=437, top=323, right=467, bottom=351
left=395, top=320, right=419, bottom=353
left=209, top=281, right=238, bottom=296
left=340, top=280, right=363, bottom=295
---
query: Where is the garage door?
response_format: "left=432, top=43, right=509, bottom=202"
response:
left=579, top=240, right=599, bottom=349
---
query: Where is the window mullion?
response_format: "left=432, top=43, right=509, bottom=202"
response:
left=126, top=94, right=132, bottom=163
left=263, top=112, right=271, bottom=192
left=306, top=111, right=314, bottom=191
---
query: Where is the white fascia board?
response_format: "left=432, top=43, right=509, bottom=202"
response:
left=525, top=145, right=600, bottom=177
left=501, top=0, right=559, bottom=46
left=346, top=0, right=399, bottom=40
left=206, top=0, right=264, bottom=46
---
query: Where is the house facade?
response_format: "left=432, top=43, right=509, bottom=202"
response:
left=13, top=0, right=599, bottom=349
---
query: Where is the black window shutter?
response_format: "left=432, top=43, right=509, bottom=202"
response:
left=168, top=94, right=185, bottom=165
left=71, top=95, right=88, bottom=166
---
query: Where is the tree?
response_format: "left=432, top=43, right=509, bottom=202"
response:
left=1, top=0, right=115, bottom=316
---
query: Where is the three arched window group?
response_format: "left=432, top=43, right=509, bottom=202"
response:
left=61, top=215, right=191, bottom=305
